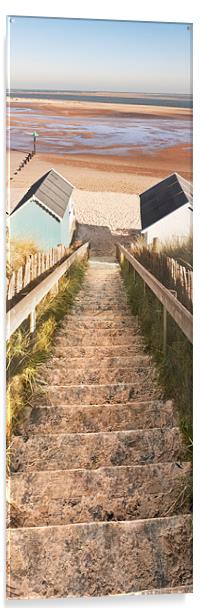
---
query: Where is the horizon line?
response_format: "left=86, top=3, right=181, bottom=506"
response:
left=7, top=88, right=192, bottom=97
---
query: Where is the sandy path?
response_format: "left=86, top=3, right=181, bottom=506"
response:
left=73, top=189, right=141, bottom=232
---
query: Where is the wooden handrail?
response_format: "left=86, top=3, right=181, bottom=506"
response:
left=6, top=242, right=89, bottom=340
left=116, top=243, right=193, bottom=345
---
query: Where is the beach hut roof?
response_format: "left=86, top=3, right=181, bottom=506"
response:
left=140, top=173, right=193, bottom=230
left=9, top=169, right=74, bottom=219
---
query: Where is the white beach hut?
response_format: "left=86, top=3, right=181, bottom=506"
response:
left=139, top=173, right=193, bottom=245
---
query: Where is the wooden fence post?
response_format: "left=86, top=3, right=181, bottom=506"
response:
left=152, top=237, right=160, bottom=253
left=33, top=254, right=38, bottom=280
left=7, top=271, right=16, bottom=300
left=30, top=255, right=34, bottom=281
left=16, top=267, right=23, bottom=294
left=163, top=305, right=167, bottom=354
left=41, top=253, right=45, bottom=274
left=37, top=252, right=41, bottom=277
left=24, top=257, right=31, bottom=287
left=30, top=308, right=36, bottom=333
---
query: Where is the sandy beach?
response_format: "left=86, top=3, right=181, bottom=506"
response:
left=7, top=97, right=192, bottom=179
left=7, top=97, right=192, bottom=118
left=7, top=96, right=192, bottom=232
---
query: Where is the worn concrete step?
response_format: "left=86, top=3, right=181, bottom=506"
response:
left=74, top=293, right=127, bottom=301
left=87, top=261, right=123, bottom=268
left=74, top=295, right=128, bottom=304
left=7, top=462, right=191, bottom=528
left=68, top=311, right=134, bottom=319
left=73, top=300, right=129, bottom=308
left=54, top=331, right=141, bottom=348
left=28, top=400, right=176, bottom=434
left=72, top=302, right=130, bottom=311
left=76, top=277, right=123, bottom=283
left=40, top=365, right=157, bottom=386
left=130, top=585, right=193, bottom=595
left=76, top=292, right=127, bottom=299
left=10, top=427, right=185, bottom=473
left=53, top=343, right=145, bottom=359
left=71, top=307, right=133, bottom=317
left=74, top=285, right=126, bottom=294
left=75, top=286, right=124, bottom=294
left=6, top=515, right=192, bottom=599
left=35, top=382, right=160, bottom=405
left=62, top=316, right=138, bottom=329
left=56, top=327, right=141, bottom=341
left=77, top=283, right=125, bottom=291
left=46, top=354, right=151, bottom=372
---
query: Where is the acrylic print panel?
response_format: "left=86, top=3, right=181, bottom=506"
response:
left=6, top=15, right=193, bottom=600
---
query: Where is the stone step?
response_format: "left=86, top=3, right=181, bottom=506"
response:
left=62, top=316, right=138, bottom=329
left=77, top=287, right=124, bottom=294
left=46, top=354, right=151, bottom=372
left=35, top=382, right=160, bottom=405
left=72, top=302, right=130, bottom=311
left=10, top=427, right=185, bottom=473
left=7, top=462, right=191, bottom=528
left=129, top=585, right=193, bottom=595
left=74, top=293, right=128, bottom=303
left=74, top=286, right=126, bottom=294
left=40, top=365, right=157, bottom=386
left=53, top=343, right=145, bottom=359
left=73, top=300, right=129, bottom=308
left=80, top=288, right=126, bottom=292
left=28, top=400, right=176, bottom=434
left=71, top=308, right=133, bottom=317
left=6, top=515, right=192, bottom=599
left=75, top=293, right=127, bottom=301
left=54, top=330, right=141, bottom=348
left=69, top=310, right=133, bottom=318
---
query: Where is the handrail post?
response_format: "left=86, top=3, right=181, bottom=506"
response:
left=30, top=308, right=36, bottom=334
left=163, top=306, right=167, bottom=354
left=115, top=244, right=119, bottom=261
left=50, top=281, right=59, bottom=297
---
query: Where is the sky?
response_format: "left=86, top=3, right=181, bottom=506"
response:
left=7, top=17, right=192, bottom=94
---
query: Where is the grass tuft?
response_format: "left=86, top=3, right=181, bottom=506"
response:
left=121, top=258, right=192, bottom=458
left=7, top=238, right=39, bottom=274
left=161, top=235, right=193, bottom=267
left=6, top=260, right=87, bottom=443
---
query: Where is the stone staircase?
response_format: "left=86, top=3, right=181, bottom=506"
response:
left=7, top=258, right=192, bottom=599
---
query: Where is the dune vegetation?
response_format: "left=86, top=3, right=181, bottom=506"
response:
left=121, top=257, right=192, bottom=458
left=7, top=237, right=39, bottom=275
left=6, top=260, right=87, bottom=452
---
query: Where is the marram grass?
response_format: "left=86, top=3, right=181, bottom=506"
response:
left=6, top=260, right=87, bottom=444
left=121, top=258, right=193, bottom=458
left=7, top=237, right=39, bottom=274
